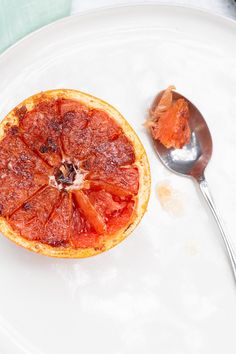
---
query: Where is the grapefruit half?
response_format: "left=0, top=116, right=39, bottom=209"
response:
left=0, top=89, right=150, bottom=258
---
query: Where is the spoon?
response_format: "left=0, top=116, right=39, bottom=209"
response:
left=151, top=90, right=236, bottom=281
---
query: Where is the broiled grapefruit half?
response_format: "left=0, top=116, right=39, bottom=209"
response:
left=0, top=89, right=150, bottom=258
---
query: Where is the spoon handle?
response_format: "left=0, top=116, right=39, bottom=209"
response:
left=198, top=175, right=236, bottom=280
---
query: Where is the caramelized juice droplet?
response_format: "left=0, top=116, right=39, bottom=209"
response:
left=157, top=181, right=184, bottom=217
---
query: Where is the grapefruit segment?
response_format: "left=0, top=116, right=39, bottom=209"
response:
left=0, top=134, right=51, bottom=216
left=59, top=99, right=89, bottom=117
left=93, top=135, right=135, bottom=167
left=88, top=166, right=139, bottom=195
left=89, top=109, right=121, bottom=144
left=107, top=200, right=135, bottom=233
left=18, top=100, right=62, bottom=166
left=44, top=192, right=71, bottom=247
left=88, top=181, right=132, bottom=197
left=61, top=105, right=90, bottom=160
left=87, top=190, right=126, bottom=218
left=73, top=190, right=106, bottom=235
left=9, top=187, right=60, bottom=242
left=71, top=233, right=100, bottom=249
left=70, top=204, right=100, bottom=249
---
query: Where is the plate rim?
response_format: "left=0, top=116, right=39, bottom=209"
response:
left=0, top=2, right=236, bottom=63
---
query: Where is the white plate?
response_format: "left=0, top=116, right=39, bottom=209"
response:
left=0, top=4, right=236, bottom=354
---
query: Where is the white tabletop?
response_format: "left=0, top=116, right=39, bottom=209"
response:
left=72, top=0, right=236, bottom=19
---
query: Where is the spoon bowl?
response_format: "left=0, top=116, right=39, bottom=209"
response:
left=152, top=91, right=212, bottom=181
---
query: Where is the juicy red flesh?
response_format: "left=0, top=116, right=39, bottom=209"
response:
left=0, top=133, right=51, bottom=216
left=10, top=186, right=60, bottom=242
left=0, top=97, right=139, bottom=249
left=19, top=99, right=62, bottom=166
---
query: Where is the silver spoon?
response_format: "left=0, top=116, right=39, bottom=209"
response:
left=151, top=90, right=236, bottom=281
